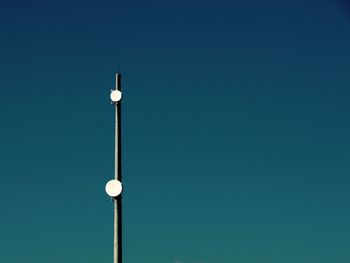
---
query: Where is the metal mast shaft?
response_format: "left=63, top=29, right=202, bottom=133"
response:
left=114, top=73, right=122, bottom=263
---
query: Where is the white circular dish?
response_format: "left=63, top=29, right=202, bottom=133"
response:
left=110, top=90, right=122, bottom=102
left=105, top=179, right=123, bottom=197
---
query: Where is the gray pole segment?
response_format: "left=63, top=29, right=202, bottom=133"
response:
left=114, top=73, right=118, bottom=263
left=114, top=199, right=118, bottom=263
left=114, top=73, right=122, bottom=263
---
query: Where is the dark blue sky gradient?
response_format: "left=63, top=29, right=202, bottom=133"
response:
left=1, top=0, right=350, bottom=262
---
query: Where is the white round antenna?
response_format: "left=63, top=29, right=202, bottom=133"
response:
left=110, top=90, right=122, bottom=102
left=105, top=179, right=123, bottom=197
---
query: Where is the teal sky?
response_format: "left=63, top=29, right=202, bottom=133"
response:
left=1, top=0, right=350, bottom=262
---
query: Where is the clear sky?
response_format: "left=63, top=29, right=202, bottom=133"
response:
left=0, top=0, right=350, bottom=262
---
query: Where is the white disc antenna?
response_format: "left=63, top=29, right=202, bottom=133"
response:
left=105, top=179, right=123, bottom=197
left=110, top=90, right=122, bottom=102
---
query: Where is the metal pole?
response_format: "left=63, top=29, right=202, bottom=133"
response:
left=114, top=73, right=122, bottom=263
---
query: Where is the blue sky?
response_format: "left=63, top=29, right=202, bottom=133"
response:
left=0, top=0, right=350, bottom=262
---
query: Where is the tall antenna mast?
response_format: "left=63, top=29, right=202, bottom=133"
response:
left=105, top=73, right=123, bottom=263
